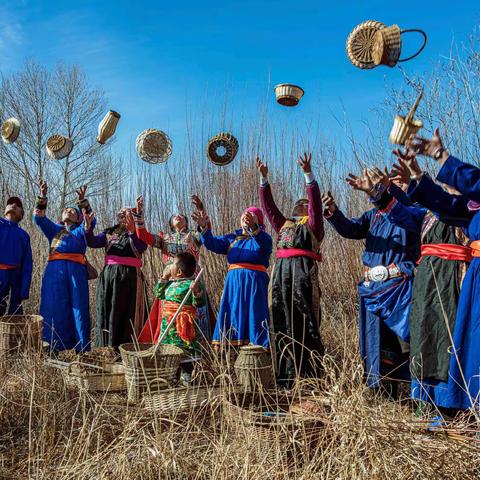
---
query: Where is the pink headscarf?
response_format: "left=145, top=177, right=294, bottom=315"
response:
left=245, top=206, right=264, bottom=226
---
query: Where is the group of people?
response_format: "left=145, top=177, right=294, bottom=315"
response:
left=1, top=127, right=480, bottom=414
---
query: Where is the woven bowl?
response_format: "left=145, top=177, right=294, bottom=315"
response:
left=389, top=114, right=423, bottom=145
left=1, top=118, right=21, bottom=144
left=136, top=129, right=172, bottom=164
left=207, top=132, right=239, bottom=166
left=346, top=20, right=386, bottom=69
left=274, top=84, right=304, bottom=107
left=46, top=135, right=74, bottom=160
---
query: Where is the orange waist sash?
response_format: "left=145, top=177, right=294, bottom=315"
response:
left=228, top=263, right=268, bottom=273
left=162, top=300, right=197, bottom=343
left=48, top=253, right=86, bottom=265
left=0, top=264, right=17, bottom=270
left=470, top=240, right=480, bottom=258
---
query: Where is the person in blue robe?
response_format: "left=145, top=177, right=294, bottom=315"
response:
left=406, top=128, right=480, bottom=410
left=370, top=162, right=473, bottom=412
left=0, top=196, right=32, bottom=316
left=322, top=171, right=420, bottom=398
left=33, top=182, right=94, bottom=353
left=192, top=203, right=272, bottom=349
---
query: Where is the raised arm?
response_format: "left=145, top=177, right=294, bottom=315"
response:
left=302, top=157, right=324, bottom=242
left=257, top=158, right=286, bottom=233
left=132, top=195, right=164, bottom=248
left=32, top=181, right=61, bottom=242
left=199, top=229, right=233, bottom=255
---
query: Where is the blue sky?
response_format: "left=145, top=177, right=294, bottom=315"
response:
left=0, top=1, right=479, bottom=161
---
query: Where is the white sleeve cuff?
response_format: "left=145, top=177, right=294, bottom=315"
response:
left=304, top=172, right=315, bottom=184
left=260, top=176, right=268, bottom=186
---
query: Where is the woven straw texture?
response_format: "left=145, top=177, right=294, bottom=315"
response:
left=46, top=135, right=73, bottom=160
left=0, top=315, right=42, bottom=366
left=207, top=132, right=239, bottom=166
left=1, top=118, right=21, bottom=144
left=373, top=24, right=402, bottom=67
left=346, top=20, right=386, bottom=69
left=136, top=128, right=172, bottom=164
left=274, top=84, right=304, bottom=106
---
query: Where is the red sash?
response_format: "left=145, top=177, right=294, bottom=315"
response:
left=419, top=243, right=473, bottom=263
left=276, top=248, right=322, bottom=262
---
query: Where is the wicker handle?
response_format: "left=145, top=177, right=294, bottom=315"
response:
left=405, top=90, right=423, bottom=124
left=67, top=360, right=105, bottom=375
left=148, top=377, right=170, bottom=389
left=399, top=29, right=427, bottom=63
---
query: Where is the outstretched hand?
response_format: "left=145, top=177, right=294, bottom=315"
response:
left=76, top=185, right=87, bottom=201
left=256, top=157, right=268, bottom=178
left=391, top=147, right=422, bottom=182
left=297, top=152, right=312, bottom=173
left=39, top=180, right=48, bottom=197
left=191, top=195, right=205, bottom=212
left=83, top=209, right=95, bottom=230
left=321, top=191, right=337, bottom=215
left=406, top=127, right=444, bottom=159
left=125, top=211, right=135, bottom=233
left=367, top=167, right=390, bottom=187
left=192, top=210, right=210, bottom=229
left=136, top=195, right=144, bottom=213
left=346, top=169, right=373, bottom=194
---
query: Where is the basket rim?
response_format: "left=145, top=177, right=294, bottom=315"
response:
left=0, top=314, right=43, bottom=326
left=274, top=83, right=304, bottom=94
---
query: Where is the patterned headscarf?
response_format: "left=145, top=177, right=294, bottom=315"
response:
left=62, top=206, right=83, bottom=225
left=245, top=206, right=264, bottom=226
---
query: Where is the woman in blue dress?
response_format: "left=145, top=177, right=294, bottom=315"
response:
left=192, top=203, right=272, bottom=349
left=33, top=181, right=93, bottom=353
left=406, top=128, right=480, bottom=410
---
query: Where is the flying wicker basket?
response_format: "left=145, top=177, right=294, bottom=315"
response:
left=346, top=20, right=387, bottom=69
left=97, top=110, right=121, bottom=144
left=46, top=135, right=74, bottom=160
left=136, top=128, right=172, bottom=164
left=373, top=25, right=427, bottom=67
left=1, top=118, right=21, bottom=144
left=389, top=91, right=424, bottom=145
left=274, top=84, right=304, bottom=107
left=207, top=132, right=239, bottom=166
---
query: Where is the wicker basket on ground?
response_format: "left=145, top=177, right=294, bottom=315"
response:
left=119, top=343, right=184, bottom=403
left=222, top=390, right=324, bottom=467
left=0, top=315, right=42, bottom=367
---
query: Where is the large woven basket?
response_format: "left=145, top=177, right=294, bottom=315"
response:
left=222, top=391, right=324, bottom=467
left=346, top=20, right=386, bottom=69
left=143, top=384, right=225, bottom=413
left=234, top=345, right=274, bottom=391
left=206, top=132, right=239, bottom=166
left=119, top=343, right=184, bottom=403
left=136, top=128, right=172, bottom=164
left=0, top=315, right=42, bottom=365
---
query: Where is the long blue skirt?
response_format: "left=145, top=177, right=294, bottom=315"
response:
left=438, top=258, right=480, bottom=410
left=213, top=268, right=270, bottom=349
left=40, top=260, right=91, bottom=352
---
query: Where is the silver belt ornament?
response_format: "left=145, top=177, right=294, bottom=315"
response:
left=365, top=265, right=400, bottom=284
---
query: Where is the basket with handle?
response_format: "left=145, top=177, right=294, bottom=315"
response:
left=346, top=20, right=387, bottom=69
left=0, top=315, right=43, bottom=366
left=389, top=91, right=424, bottom=145
left=373, top=25, right=427, bottom=67
left=119, top=343, right=184, bottom=403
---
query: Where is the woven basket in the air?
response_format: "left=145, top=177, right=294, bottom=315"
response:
left=346, top=20, right=386, bottom=69
left=206, top=132, right=239, bottom=166
left=136, top=128, right=172, bottom=164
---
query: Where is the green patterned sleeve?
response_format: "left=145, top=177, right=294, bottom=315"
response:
left=154, top=280, right=170, bottom=299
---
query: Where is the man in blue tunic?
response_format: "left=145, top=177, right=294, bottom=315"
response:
left=0, top=196, right=33, bottom=316
left=322, top=170, right=419, bottom=398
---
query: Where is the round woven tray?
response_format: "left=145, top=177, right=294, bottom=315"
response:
left=207, top=132, right=239, bottom=166
left=136, top=128, right=172, bottom=164
left=1, top=118, right=20, bottom=144
left=46, top=135, right=74, bottom=160
left=346, top=20, right=386, bottom=69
